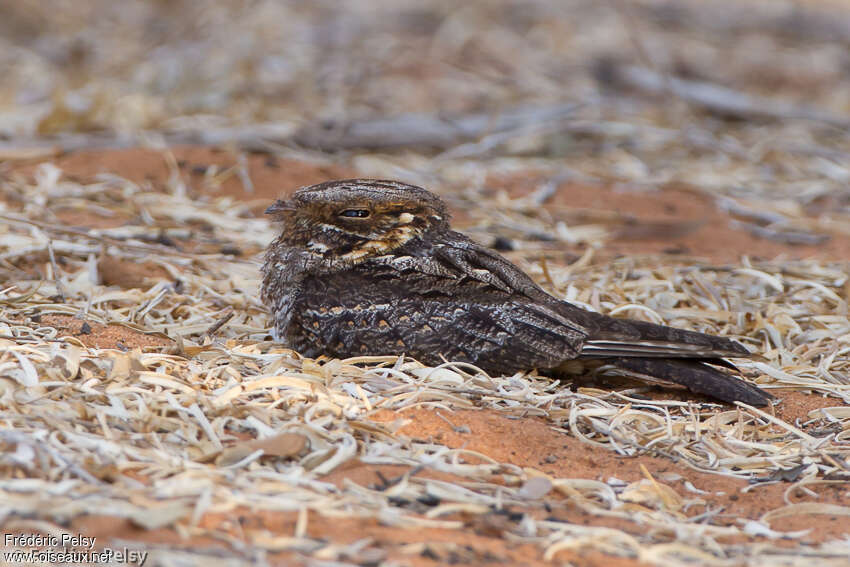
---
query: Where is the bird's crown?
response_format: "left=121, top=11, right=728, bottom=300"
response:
left=267, top=179, right=449, bottom=263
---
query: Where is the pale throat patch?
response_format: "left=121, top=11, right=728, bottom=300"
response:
left=318, top=223, right=346, bottom=234
left=339, top=223, right=419, bottom=262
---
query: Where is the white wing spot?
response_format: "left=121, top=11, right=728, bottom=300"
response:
left=307, top=240, right=329, bottom=252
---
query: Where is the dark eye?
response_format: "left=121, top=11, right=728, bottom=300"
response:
left=339, top=209, right=370, bottom=218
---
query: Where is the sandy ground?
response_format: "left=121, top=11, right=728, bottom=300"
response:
left=2, top=145, right=848, bottom=566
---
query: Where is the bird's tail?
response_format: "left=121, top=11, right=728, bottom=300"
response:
left=570, top=313, right=771, bottom=405
left=607, top=357, right=772, bottom=406
left=579, top=315, right=751, bottom=359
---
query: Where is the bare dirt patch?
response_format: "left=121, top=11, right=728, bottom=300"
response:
left=38, top=314, right=171, bottom=350
left=6, top=146, right=356, bottom=209
left=488, top=174, right=850, bottom=263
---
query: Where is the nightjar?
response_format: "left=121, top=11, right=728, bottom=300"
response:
left=261, top=179, right=771, bottom=406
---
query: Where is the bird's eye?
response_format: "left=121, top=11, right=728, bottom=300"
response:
left=339, top=209, right=370, bottom=218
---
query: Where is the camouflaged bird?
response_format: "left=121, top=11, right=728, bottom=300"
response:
left=261, top=179, right=771, bottom=406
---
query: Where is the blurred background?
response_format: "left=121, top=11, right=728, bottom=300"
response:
left=3, top=0, right=850, bottom=251
left=3, top=0, right=850, bottom=137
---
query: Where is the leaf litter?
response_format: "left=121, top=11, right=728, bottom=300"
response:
left=4, top=0, right=850, bottom=561
left=0, top=157, right=849, bottom=566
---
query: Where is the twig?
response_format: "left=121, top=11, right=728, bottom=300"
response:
left=716, top=197, right=789, bottom=226
left=599, top=62, right=850, bottom=127
left=204, top=308, right=235, bottom=339
left=293, top=103, right=586, bottom=151
left=526, top=172, right=571, bottom=207
left=235, top=153, right=254, bottom=195
left=0, top=334, right=69, bottom=344
left=539, top=255, right=556, bottom=289
left=0, top=213, right=224, bottom=260
left=0, top=103, right=587, bottom=156
left=0, top=123, right=295, bottom=154
left=46, top=240, right=67, bottom=302
left=0, top=430, right=103, bottom=485
left=640, top=1, right=850, bottom=45
left=728, top=220, right=830, bottom=246
left=435, top=411, right=471, bottom=434
left=434, top=107, right=585, bottom=160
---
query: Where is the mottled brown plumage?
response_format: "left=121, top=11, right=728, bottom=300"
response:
left=261, top=179, right=772, bottom=406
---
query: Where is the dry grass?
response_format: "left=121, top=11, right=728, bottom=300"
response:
left=1, top=163, right=849, bottom=565
left=2, top=0, right=850, bottom=565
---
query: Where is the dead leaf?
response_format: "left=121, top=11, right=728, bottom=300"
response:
left=620, top=479, right=683, bottom=512
left=248, top=432, right=310, bottom=458
left=517, top=477, right=553, bottom=500
left=216, top=445, right=257, bottom=467
left=215, top=432, right=310, bottom=467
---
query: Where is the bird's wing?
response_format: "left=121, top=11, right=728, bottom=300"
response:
left=377, top=233, right=583, bottom=322
left=298, top=239, right=769, bottom=405
left=408, top=237, right=769, bottom=405
left=425, top=234, right=751, bottom=360
left=317, top=245, right=591, bottom=370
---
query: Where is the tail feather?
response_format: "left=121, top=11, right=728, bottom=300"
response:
left=561, top=307, right=769, bottom=405
left=584, top=314, right=751, bottom=358
left=610, top=358, right=772, bottom=406
left=580, top=340, right=745, bottom=358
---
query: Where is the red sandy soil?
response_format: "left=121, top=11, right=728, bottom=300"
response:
left=70, top=511, right=637, bottom=567
left=4, top=146, right=354, bottom=212
left=3, top=146, right=849, bottom=566
left=7, top=146, right=848, bottom=263
left=61, top=398, right=850, bottom=566
left=38, top=314, right=171, bottom=350
left=486, top=173, right=850, bottom=263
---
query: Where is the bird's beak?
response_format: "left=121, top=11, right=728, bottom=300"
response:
left=265, top=199, right=294, bottom=215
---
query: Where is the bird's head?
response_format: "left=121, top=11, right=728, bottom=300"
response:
left=266, top=179, right=450, bottom=264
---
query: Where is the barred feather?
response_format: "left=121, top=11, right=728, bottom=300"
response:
left=262, top=179, right=773, bottom=406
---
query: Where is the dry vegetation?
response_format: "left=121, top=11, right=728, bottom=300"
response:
left=1, top=1, right=850, bottom=566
